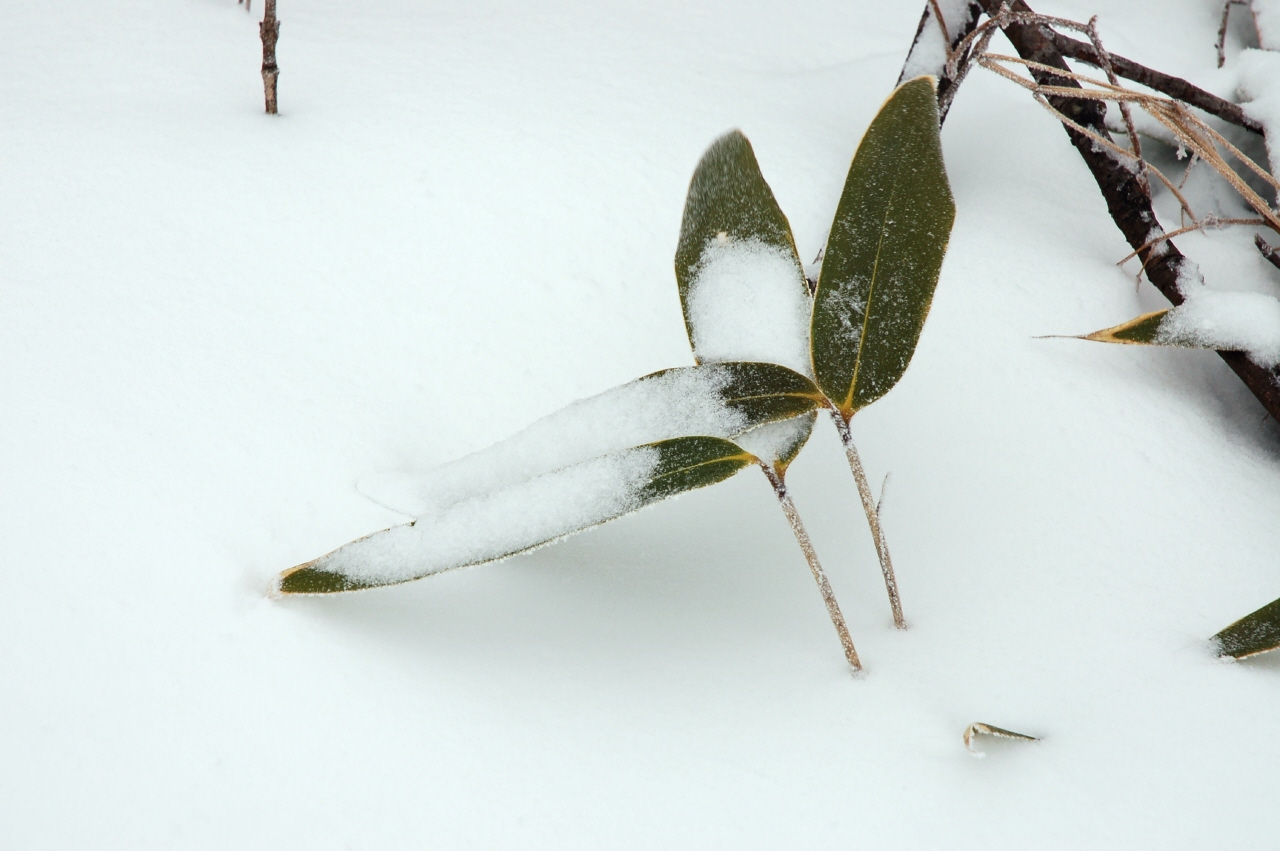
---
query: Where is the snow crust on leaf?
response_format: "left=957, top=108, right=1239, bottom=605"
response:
left=360, top=363, right=819, bottom=517
left=1162, top=291, right=1280, bottom=364
left=685, top=236, right=813, bottom=378
left=299, top=447, right=664, bottom=588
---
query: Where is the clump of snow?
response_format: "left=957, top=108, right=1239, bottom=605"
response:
left=361, top=366, right=751, bottom=517
left=1254, top=0, right=1280, bottom=50
left=734, top=413, right=815, bottom=465
left=1161, top=290, right=1280, bottom=364
left=686, top=236, right=813, bottom=377
left=317, top=447, right=663, bottom=585
left=1237, top=48, right=1280, bottom=183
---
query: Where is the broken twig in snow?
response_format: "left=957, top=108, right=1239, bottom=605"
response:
left=1260, top=234, right=1280, bottom=272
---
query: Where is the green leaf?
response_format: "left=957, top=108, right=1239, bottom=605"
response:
left=1078, top=310, right=1172, bottom=345
left=1212, top=596, right=1280, bottom=659
left=669, top=360, right=823, bottom=425
left=812, top=76, right=956, bottom=417
left=278, top=436, right=757, bottom=595
left=674, top=129, right=808, bottom=349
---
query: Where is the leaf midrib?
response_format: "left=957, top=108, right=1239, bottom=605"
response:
left=843, top=153, right=904, bottom=413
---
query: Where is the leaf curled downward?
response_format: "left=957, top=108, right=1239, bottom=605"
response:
left=1212, top=596, right=1280, bottom=659
left=963, top=722, right=1039, bottom=755
left=812, top=76, right=956, bottom=417
left=278, top=436, right=756, bottom=595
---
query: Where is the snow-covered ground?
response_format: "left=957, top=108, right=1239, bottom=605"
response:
left=4, top=0, right=1280, bottom=846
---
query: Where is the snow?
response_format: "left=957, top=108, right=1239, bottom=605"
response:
left=685, top=235, right=813, bottom=376
left=7, top=0, right=1280, bottom=847
left=1161, top=290, right=1280, bottom=364
left=898, top=0, right=977, bottom=83
left=304, top=447, right=662, bottom=586
left=359, top=365, right=749, bottom=517
left=1254, top=0, right=1280, bottom=50
left=1238, top=48, right=1280, bottom=180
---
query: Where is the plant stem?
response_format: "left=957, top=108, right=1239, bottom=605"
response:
left=260, top=0, right=280, bottom=115
left=760, top=464, right=862, bottom=673
left=829, top=409, right=906, bottom=630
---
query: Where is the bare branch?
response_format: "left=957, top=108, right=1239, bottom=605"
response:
left=1045, top=30, right=1263, bottom=134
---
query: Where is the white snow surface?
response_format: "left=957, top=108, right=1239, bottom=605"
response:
left=360, top=365, right=748, bottom=517
left=314, top=448, right=662, bottom=585
left=1254, top=0, right=1280, bottom=50
left=8, top=1, right=1280, bottom=848
left=1238, top=48, right=1280, bottom=180
left=686, top=235, right=813, bottom=376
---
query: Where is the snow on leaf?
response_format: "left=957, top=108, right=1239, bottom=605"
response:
left=1212, top=596, right=1280, bottom=659
left=812, top=76, right=956, bottom=418
left=358, top=361, right=821, bottom=518
left=278, top=436, right=757, bottom=594
left=1078, top=291, right=1280, bottom=365
left=674, top=129, right=817, bottom=468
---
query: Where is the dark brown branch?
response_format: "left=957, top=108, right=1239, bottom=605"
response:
left=1045, top=30, right=1263, bottom=134
left=1259, top=234, right=1280, bottom=272
left=260, top=0, right=280, bottom=115
left=972, top=0, right=1280, bottom=423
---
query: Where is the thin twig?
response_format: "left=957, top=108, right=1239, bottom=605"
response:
left=1046, top=31, right=1263, bottom=133
left=829, top=410, right=905, bottom=630
left=761, top=465, right=863, bottom=673
left=1117, top=217, right=1267, bottom=266
left=1217, top=0, right=1247, bottom=68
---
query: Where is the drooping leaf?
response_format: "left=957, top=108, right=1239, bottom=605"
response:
left=963, top=722, right=1039, bottom=755
left=812, top=76, right=956, bottom=418
left=279, top=436, right=756, bottom=595
left=1078, top=295, right=1280, bottom=366
left=1212, top=596, right=1280, bottom=659
left=673, top=130, right=817, bottom=466
left=358, top=361, right=821, bottom=518
left=1079, top=309, right=1172, bottom=345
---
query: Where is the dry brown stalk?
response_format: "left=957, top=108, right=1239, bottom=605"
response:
left=761, top=465, right=863, bottom=673
left=260, top=0, right=280, bottom=115
left=830, top=411, right=905, bottom=630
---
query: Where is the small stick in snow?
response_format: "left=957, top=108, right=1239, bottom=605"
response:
left=963, top=722, right=1039, bottom=755
left=260, top=0, right=280, bottom=115
left=760, top=465, right=863, bottom=674
left=1259, top=234, right=1280, bottom=272
left=829, top=410, right=905, bottom=630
